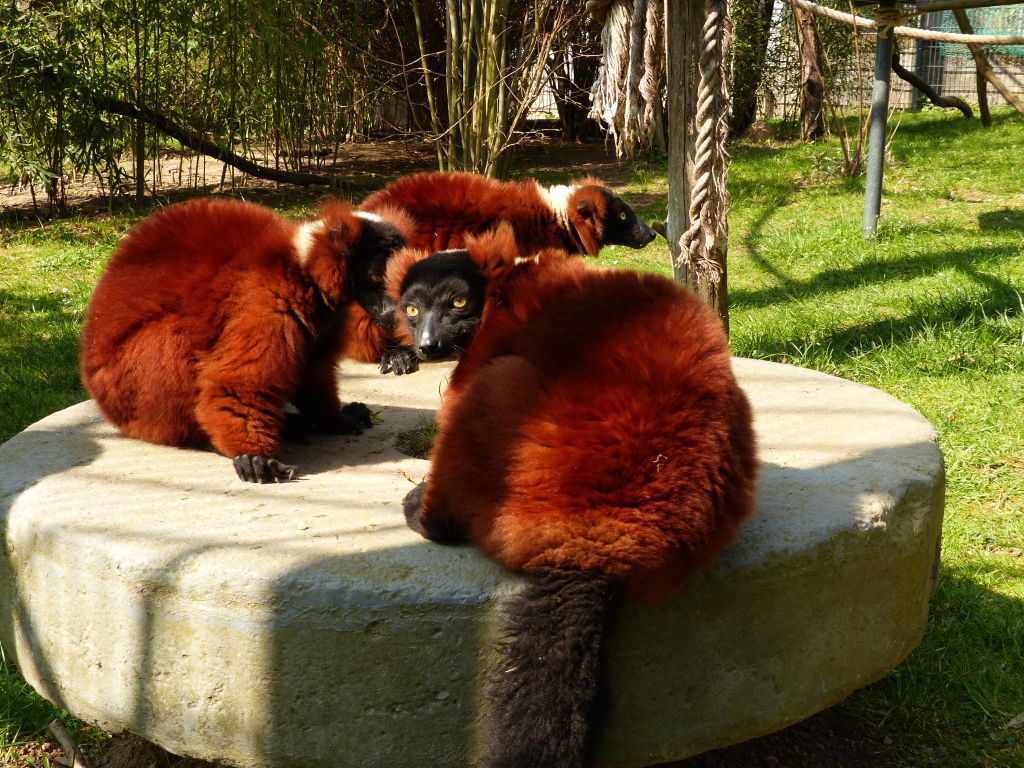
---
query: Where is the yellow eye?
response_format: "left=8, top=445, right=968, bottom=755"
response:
left=619, top=210, right=628, bottom=221
left=405, top=305, right=419, bottom=317
left=369, top=274, right=384, bottom=284
left=452, top=297, right=467, bottom=309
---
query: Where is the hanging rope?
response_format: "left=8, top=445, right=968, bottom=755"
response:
left=587, top=0, right=663, bottom=157
left=678, top=0, right=733, bottom=284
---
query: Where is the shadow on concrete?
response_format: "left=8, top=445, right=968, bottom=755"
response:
left=260, top=544, right=489, bottom=768
left=276, top=403, right=439, bottom=477
left=667, top=562, right=1024, bottom=768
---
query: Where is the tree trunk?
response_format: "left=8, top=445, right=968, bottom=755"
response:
left=795, top=5, right=825, bottom=141
left=550, top=44, right=600, bottom=141
left=730, top=0, right=774, bottom=137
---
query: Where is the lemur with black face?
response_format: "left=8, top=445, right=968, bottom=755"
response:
left=80, top=198, right=407, bottom=483
left=386, top=225, right=758, bottom=768
left=342, top=171, right=658, bottom=376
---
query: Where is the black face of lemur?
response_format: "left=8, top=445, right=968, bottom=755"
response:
left=350, top=218, right=406, bottom=329
left=599, top=190, right=658, bottom=249
left=399, top=250, right=487, bottom=360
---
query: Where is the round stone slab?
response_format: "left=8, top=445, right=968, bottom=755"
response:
left=0, top=359, right=944, bottom=768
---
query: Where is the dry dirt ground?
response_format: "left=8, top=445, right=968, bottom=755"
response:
left=1, top=134, right=643, bottom=217
left=4, top=137, right=913, bottom=767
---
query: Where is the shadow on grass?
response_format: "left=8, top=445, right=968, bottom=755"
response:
left=0, top=289, right=87, bottom=444
left=860, top=561, right=1024, bottom=767
left=730, top=244, right=1021, bottom=310
left=736, top=276, right=1023, bottom=364
left=979, top=208, right=1024, bottom=232
left=736, top=188, right=798, bottom=288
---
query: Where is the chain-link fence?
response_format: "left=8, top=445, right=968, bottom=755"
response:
left=757, top=2, right=1024, bottom=122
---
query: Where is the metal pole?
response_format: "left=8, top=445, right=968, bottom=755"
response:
left=863, top=4, right=895, bottom=238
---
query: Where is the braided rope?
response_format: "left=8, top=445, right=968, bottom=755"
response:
left=790, top=0, right=1024, bottom=45
left=678, top=0, right=733, bottom=284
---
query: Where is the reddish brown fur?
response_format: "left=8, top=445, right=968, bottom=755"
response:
left=396, top=228, right=758, bottom=601
left=80, top=197, right=376, bottom=462
left=360, top=171, right=608, bottom=255
left=342, top=172, right=612, bottom=364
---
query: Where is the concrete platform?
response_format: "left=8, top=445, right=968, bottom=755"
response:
left=0, top=359, right=944, bottom=768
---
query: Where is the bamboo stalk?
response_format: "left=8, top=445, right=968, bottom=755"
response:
left=412, top=0, right=445, bottom=168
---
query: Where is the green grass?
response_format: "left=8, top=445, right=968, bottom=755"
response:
left=2, top=108, right=1023, bottom=766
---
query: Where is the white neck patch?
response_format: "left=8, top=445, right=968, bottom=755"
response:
left=538, top=183, right=575, bottom=234
left=355, top=211, right=383, bottom=224
left=292, top=220, right=325, bottom=265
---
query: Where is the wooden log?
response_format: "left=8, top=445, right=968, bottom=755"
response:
left=952, top=8, right=1024, bottom=116
left=891, top=51, right=974, bottom=118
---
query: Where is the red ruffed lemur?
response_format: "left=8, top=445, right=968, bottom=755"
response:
left=80, top=197, right=407, bottom=483
left=386, top=226, right=758, bottom=768
left=343, top=170, right=659, bottom=375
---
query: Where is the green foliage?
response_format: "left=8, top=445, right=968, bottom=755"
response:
left=0, top=0, right=403, bottom=204
left=414, top=0, right=587, bottom=177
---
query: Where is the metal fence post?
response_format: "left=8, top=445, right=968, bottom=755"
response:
left=863, top=1, right=896, bottom=238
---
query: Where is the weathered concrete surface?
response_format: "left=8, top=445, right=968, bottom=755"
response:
left=0, top=359, right=944, bottom=768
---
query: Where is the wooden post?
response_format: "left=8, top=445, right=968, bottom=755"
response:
left=665, top=0, right=700, bottom=288
left=665, top=0, right=730, bottom=330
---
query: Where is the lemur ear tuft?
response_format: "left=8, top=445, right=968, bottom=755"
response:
left=317, top=198, right=359, bottom=251
left=465, top=222, right=519, bottom=279
left=385, top=247, right=432, bottom=302
left=327, top=221, right=353, bottom=249
left=363, top=204, right=417, bottom=244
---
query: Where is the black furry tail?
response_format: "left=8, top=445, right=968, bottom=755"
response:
left=485, top=568, right=617, bottom=768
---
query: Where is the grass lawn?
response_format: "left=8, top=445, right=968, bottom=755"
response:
left=1, top=108, right=1023, bottom=766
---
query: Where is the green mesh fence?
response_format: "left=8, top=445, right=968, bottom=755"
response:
left=933, top=5, right=1024, bottom=57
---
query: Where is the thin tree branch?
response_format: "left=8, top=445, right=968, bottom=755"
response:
left=92, top=95, right=334, bottom=187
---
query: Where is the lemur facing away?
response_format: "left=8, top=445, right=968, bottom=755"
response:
left=80, top=197, right=407, bottom=483
left=386, top=225, right=758, bottom=768
left=343, top=170, right=658, bottom=375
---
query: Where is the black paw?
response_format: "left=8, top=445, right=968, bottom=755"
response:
left=340, top=401, right=374, bottom=430
left=233, top=454, right=298, bottom=483
left=403, top=482, right=429, bottom=536
left=380, top=346, right=420, bottom=376
left=317, top=403, right=374, bottom=434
